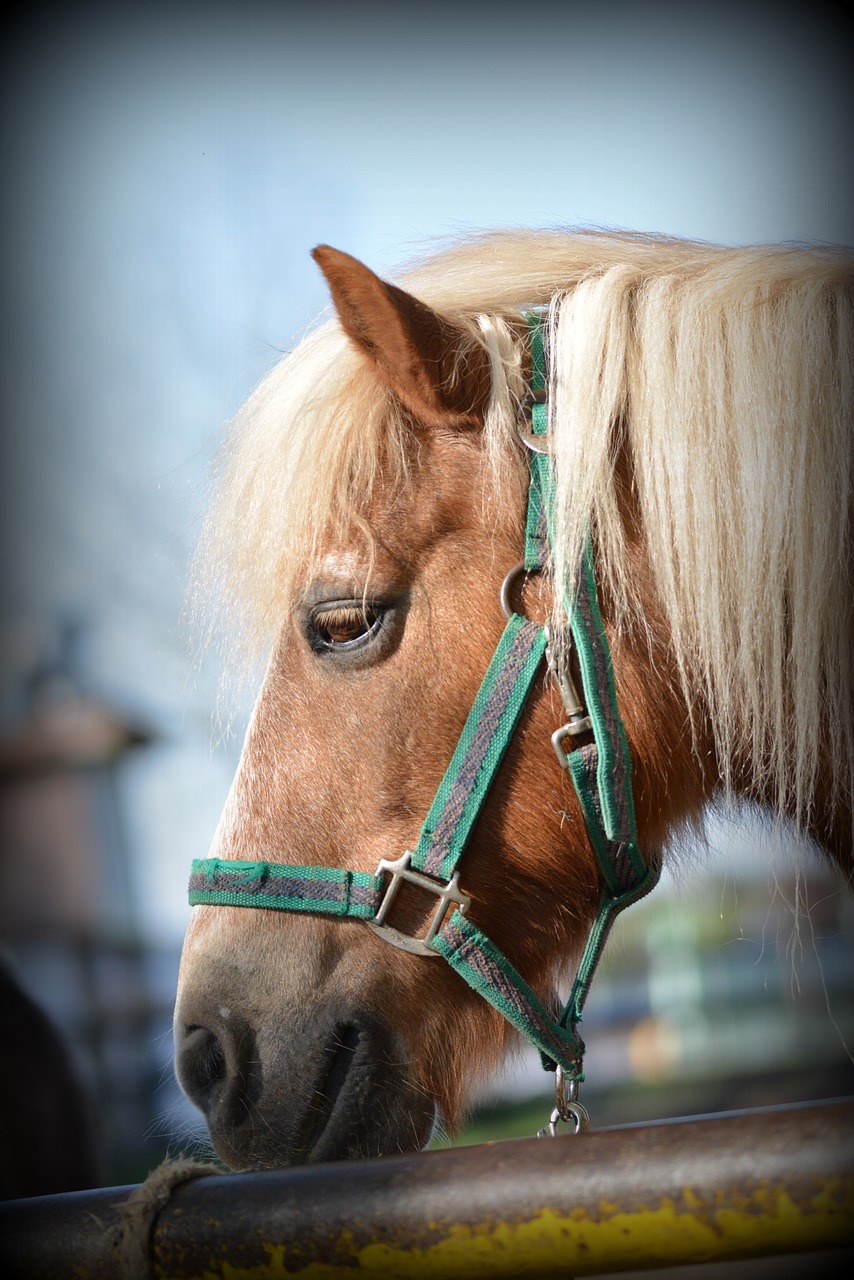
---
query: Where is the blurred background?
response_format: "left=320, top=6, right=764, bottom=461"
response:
left=1, top=0, right=852, bottom=1192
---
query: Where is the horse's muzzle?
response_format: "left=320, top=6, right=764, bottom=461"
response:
left=174, top=1000, right=436, bottom=1168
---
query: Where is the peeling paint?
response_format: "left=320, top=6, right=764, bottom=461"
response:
left=152, top=1175, right=854, bottom=1278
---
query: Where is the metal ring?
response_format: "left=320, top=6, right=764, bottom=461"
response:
left=500, top=561, right=540, bottom=620
left=537, top=1103, right=590, bottom=1138
left=519, top=432, right=551, bottom=454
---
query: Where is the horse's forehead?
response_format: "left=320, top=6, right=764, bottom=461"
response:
left=297, top=516, right=462, bottom=599
left=307, top=437, right=494, bottom=573
left=299, top=541, right=410, bottom=593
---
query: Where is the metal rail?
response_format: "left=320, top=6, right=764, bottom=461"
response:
left=2, top=1099, right=853, bottom=1278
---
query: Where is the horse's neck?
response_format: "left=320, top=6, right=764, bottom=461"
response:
left=608, top=566, right=852, bottom=872
left=606, top=605, right=715, bottom=855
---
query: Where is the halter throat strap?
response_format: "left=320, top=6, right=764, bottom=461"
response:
left=189, top=315, right=659, bottom=1082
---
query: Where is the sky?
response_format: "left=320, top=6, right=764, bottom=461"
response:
left=1, top=0, right=852, bottom=941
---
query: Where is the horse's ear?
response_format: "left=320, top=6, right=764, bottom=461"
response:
left=311, top=245, right=490, bottom=430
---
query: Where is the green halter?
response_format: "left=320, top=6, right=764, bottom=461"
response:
left=189, top=316, right=659, bottom=1123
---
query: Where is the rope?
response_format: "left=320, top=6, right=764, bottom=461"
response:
left=110, top=1156, right=222, bottom=1279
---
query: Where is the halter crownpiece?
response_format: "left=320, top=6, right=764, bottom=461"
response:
left=188, top=315, right=660, bottom=1134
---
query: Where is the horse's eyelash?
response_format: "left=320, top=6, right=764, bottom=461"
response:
left=316, top=609, right=366, bottom=629
left=315, top=605, right=375, bottom=627
left=307, top=602, right=384, bottom=653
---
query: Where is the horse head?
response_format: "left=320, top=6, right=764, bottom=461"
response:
left=174, top=235, right=852, bottom=1169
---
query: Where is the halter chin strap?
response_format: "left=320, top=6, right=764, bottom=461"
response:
left=189, top=316, right=659, bottom=1094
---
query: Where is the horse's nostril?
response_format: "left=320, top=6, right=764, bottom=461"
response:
left=323, top=1024, right=361, bottom=1110
left=177, top=1025, right=228, bottom=1117
left=296, top=1023, right=361, bottom=1157
left=193, top=1027, right=227, bottom=1091
left=176, top=1015, right=261, bottom=1136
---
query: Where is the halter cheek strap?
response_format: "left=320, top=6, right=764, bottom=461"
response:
left=188, top=315, right=659, bottom=1100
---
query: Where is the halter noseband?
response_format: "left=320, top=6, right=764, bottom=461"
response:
left=188, top=317, right=659, bottom=1132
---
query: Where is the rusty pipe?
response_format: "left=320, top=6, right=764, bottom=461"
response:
left=1, top=1099, right=852, bottom=1278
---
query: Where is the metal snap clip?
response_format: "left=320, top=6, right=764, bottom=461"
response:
left=537, top=1064, right=590, bottom=1137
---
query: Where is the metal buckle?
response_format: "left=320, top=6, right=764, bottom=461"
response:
left=367, top=851, right=471, bottom=957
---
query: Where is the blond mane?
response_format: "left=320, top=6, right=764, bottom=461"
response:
left=198, top=229, right=854, bottom=830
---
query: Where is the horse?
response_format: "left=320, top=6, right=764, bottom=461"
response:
left=174, top=230, right=853, bottom=1171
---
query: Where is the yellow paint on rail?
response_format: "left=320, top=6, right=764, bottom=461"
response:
left=157, top=1175, right=854, bottom=1279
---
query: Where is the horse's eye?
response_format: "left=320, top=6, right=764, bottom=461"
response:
left=309, top=603, right=382, bottom=651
